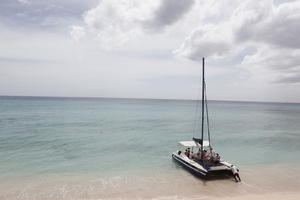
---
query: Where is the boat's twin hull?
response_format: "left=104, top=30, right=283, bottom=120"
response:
left=172, top=153, right=207, bottom=177
left=172, top=152, right=233, bottom=179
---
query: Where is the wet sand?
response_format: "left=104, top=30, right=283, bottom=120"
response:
left=218, top=192, right=300, bottom=200
left=1, top=164, right=300, bottom=199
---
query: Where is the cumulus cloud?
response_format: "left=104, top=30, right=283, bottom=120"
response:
left=70, top=0, right=195, bottom=49
left=233, top=0, right=300, bottom=49
left=242, top=46, right=300, bottom=83
left=277, top=74, right=300, bottom=83
left=70, top=0, right=151, bottom=48
left=175, top=0, right=300, bottom=83
left=143, top=0, right=195, bottom=31
left=174, top=24, right=233, bottom=60
left=70, top=26, right=86, bottom=42
left=266, top=2, right=300, bottom=49
left=3, top=0, right=300, bottom=101
left=70, top=0, right=300, bottom=83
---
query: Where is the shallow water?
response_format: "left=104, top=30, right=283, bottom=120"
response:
left=1, top=96, right=300, bottom=199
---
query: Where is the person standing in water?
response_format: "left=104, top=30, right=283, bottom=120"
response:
left=231, top=165, right=241, bottom=182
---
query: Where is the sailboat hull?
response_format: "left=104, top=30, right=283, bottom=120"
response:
left=172, top=152, right=207, bottom=178
left=172, top=152, right=234, bottom=179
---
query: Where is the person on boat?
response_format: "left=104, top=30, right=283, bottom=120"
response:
left=184, top=149, right=188, bottom=156
left=197, top=148, right=202, bottom=154
left=231, top=165, right=241, bottom=182
left=214, top=153, right=221, bottom=164
left=185, top=148, right=191, bottom=157
left=193, top=148, right=203, bottom=161
left=209, top=149, right=215, bottom=158
left=202, top=150, right=209, bottom=160
left=191, top=151, right=200, bottom=161
left=209, top=150, right=216, bottom=163
left=206, top=151, right=211, bottom=160
left=201, top=150, right=206, bottom=158
left=189, top=150, right=194, bottom=159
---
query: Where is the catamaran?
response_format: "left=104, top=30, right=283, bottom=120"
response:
left=172, top=58, right=236, bottom=178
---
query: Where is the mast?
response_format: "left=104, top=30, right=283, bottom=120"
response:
left=201, top=57, right=205, bottom=159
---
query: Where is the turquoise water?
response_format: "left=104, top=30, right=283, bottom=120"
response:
left=1, top=96, right=300, bottom=180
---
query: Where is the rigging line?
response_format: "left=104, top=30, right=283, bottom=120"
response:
left=204, top=82, right=212, bottom=152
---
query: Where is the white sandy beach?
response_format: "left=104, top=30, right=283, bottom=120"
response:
left=1, top=164, right=300, bottom=200
left=217, top=192, right=300, bottom=200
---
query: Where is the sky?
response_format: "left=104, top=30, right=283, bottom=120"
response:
left=0, top=0, right=300, bottom=103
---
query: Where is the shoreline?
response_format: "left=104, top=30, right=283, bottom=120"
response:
left=1, top=164, right=300, bottom=199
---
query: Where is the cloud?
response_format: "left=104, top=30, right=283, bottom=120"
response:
left=0, top=0, right=99, bottom=31
left=70, top=0, right=195, bottom=49
left=2, top=0, right=300, bottom=102
left=174, top=24, right=233, bottom=60
left=276, top=74, right=300, bottom=83
left=70, top=0, right=151, bottom=48
left=175, top=0, right=300, bottom=83
left=70, top=26, right=86, bottom=42
left=69, top=0, right=300, bottom=84
left=236, top=0, right=300, bottom=83
left=143, top=0, right=195, bottom=31
left=233, top=0, right=300, bottom=49
left=17, top=0, right=30, bottom=4
left=242, top=46, right=300, bottom=83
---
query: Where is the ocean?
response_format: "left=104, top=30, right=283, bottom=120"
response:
left=1, top=96, right=300, bottom=199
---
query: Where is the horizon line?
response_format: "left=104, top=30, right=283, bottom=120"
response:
left=0, top=95, right=299, bottom=104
